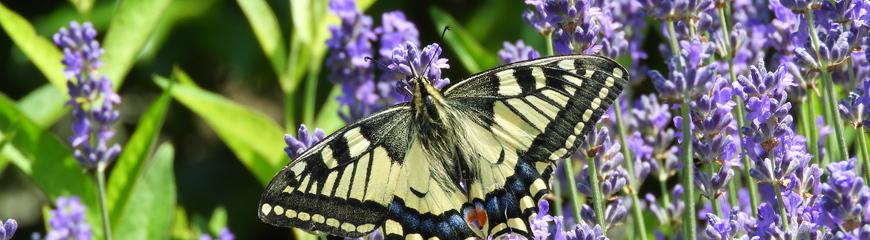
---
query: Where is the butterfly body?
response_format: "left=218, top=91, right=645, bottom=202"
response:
left=259, top=54, right=627, bottom=239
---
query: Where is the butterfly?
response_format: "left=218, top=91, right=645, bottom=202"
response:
left=258, top=54, right=627, bottom=239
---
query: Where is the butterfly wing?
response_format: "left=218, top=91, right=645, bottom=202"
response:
left=259, top=105, right=414, bottom=237
left=441, top=54, right=628, bottom=237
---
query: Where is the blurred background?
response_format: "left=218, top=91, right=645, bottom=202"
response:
left=0, top=0, right=609, bottom=238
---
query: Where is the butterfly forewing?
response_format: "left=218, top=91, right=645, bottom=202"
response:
left=258, top=105, right=413, bottom=237
left=258, top=54, right=627, bottom=239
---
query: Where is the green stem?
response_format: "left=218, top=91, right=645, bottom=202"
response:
left=857, top=129, right=870, bottom=180
left=303, top=63, right=319, bottom=127
left=614, top=104, right=648, bottom=240
left=96, top=163, right=112, bottom=240
left=715, top=2, right=743, bottom=212
left=553, top=175, right=564, bottom=217
left=568, top=159, right=595, bottom=226
left=727, top=179, right=738, bottom=207
left=659, top=179, right=671, bottom=205
left=679, top=99, right=697, bottom=240
left=705, top=163, right=724, bottom=216
left=805, top=2, right=849, bottom=162
left=773, top=183, right=790, bottom=231
left=804, top=95, right=821, bottom=165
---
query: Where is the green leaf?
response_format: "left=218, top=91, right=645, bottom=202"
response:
left=314, top=86, right=344, bottom=134
left=112, top=142, right=177, bottom=240
left=107, top=88, right=172, bottom=228
left=69, top=0, right=95, bottom=14
left=207, top=207, right=228, bottom=234
left=17, top=85, right=68, bottom=129
left=428, top=7, right=498, bottom=73
left=0, top=2, right=66, bottom=90
left=101, top=0, right=173, bottom=87
left=237, top=0, right=288, bottom=90
left=171, top=207, right=194, bottom=240
left=0, top=95, right=103, bottom=239
left=155, top=69, right=285, bottom=185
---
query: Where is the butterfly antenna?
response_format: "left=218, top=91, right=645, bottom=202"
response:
left=421, top=26, right=451, bottom=80
left=364, top=56, right=392, bottom=70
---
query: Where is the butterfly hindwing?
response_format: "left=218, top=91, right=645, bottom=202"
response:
left=259, top=105, right=414, bottom=237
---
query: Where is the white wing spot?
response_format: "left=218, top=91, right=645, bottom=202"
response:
left=298, top=212, right=311, bottom=221
left=612, top=67, right=623, bottom=78
left=344, top=127, right=370, bottom=158
left=341, top=222, right=356, bottom=232
left=605, top=77, right=616, bottom=87
left=326, top=218, right=340, bottom=228
left=357, top=224, right=376, bottom=233
left=599, top=87, right=610, bottom=99
left=273, top=205, right=285, bottom=215
left=590, top=98, right=602, bottom=110
left=312, top=214, right=325, bottom=223
left=520, top=196, right=536, bottom=211
left=574, top=122, right=585, bottom=135
left=582, top=109, right=594, bottom=122
left=260, top=204, right=272, bottom=216
left=285, top=209, right=297, bottom=218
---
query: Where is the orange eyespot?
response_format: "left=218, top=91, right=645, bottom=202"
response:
left=464, top=205, right=488, bottom=229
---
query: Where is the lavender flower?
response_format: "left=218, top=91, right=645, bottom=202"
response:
left=577, top=128, right=628, bottom=199
left=388, top=42, right=450, bottom=102
left=284, top=124, right=325, bottom=160
left=631, top=95, right=679, bottom=182
left=643, top=0, right=714, bottom=20
left=649, top=38, right=714, bottom=103
left=0, top=219, right=16, bottom=240
left=326, top=0, right=379, bottom=121
left=704, top=213, right=737, bottom=240
left=522, top=0, right=628, bottom=57
left=525, top=199, right=608, bottom=240
left=818, top=158, right=870, bottom=234
left=646, top=184, right=685, bottom=225
left=676, top=76, right=738, bottom=199
left=498, top=40, right=540, bottom=64
left=46, top=196, right=92, bottom=240
left=738, top=61, right=810, bottom=185
left=200, top=228, right=235, bottom=240
left=54, top=21, right=121, bottom=170
left=376, top=11, right=419, bottom=60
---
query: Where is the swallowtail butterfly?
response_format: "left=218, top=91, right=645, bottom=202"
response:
left=259, top=54, right=627, bottom=239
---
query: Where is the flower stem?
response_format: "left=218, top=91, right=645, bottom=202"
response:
left=613, top=102, right=648, bottom=240
left=679, top=99, right=697, bottom=240
left=570, top=159, right=597, bottom=226
left=857, top=129, right=870, bottom=180
left=659, top=179, right=671, bottom=204
left=705, top=163, right=724, bottom=216
left=715, top=2, right=757, bottom=214
left=804, top=95, right=821, bottom=165
left=96, top=163, right=112, bottom=240
left=772, top=183, right=790, bottom=230
left=805, top=1, right=849, bottom=162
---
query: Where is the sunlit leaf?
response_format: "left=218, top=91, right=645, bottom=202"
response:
left=101, top=0, right=173, bottom=87
left=16, top=85, right=68, bottom=129
left=0, top=94, right=103, bottom=239
left=429, top=7, right=498, bottom=73
left=237, top=0, right=288, bottom=90
left=154, top=69, right=285, bottom=184
left=0, top=2, right=66, bottom=90
left=107, top=88, right=172, bottom=227
left=112, top=142, right=177, bottom=240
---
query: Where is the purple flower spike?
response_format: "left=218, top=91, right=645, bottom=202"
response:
left=376, top=11, right=419, bottom=60
left=47, top=196, right=92, bottom=240
left=577, top=128, right=628, bottom=199
left=284, top=124, right=325, bottom=160
left=0, top=219, right=16, bottom=240
left=499, top=40, right=540, bottom=64
left=649, top=38, right=714, bottom=103
left=818, top=158, right=870, bottom=234
left=389, top=42, right=451, bottom=102
left=54, top=21, right=121, bottom=170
